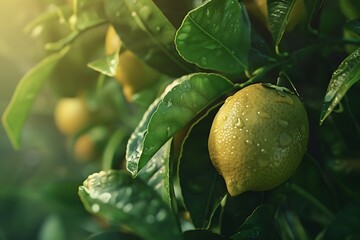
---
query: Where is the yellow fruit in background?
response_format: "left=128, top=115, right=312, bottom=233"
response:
left=73, top=126, right=109, bottom=162
left=54, top=97, right=89, bottom=136
left=243, top=0, right=306, bottom=31
left=115, top=50, right=161, bottom=98
left=208, top=83, right=309, bottom=196
left=74, top=134, right=97, bottom=162
left=104, top=25, right=161, bottom=102
left=104, top=25, right=122, bottom=55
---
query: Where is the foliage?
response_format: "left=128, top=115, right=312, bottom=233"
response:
left=1, top=0, right=360, bottom=239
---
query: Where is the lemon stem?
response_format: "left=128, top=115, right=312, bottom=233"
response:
left=288, top=182, right=335, bottom=220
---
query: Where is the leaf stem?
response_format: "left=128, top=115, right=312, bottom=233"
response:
left=288, top=182, right=335, bottom=220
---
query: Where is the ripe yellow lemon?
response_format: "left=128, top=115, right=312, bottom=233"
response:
left=54, top=97, right=89, bottom=136
left=208, top=83, right=309, bottom=196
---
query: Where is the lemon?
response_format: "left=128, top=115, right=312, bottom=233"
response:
left=54, top=97, right=89, bottom=136
left=104, top=26, right=161, bottom=101
left=208, top=83, right=309, bottom=196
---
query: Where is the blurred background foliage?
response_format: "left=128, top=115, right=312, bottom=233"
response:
left=0, top=1, right=105, bottom=239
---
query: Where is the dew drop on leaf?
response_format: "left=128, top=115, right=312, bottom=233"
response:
left=99, top=192, right=112, bottom=204
left=177, top=33, right=188, bottom=41
left=140, top=6, right=151, bottom=19
left=91, top=204, right=100, bottom=213
left=200, top=56, right=208, bottom=65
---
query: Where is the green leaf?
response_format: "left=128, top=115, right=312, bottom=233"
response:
left=179, top=109, right=227, bottom=229
left=321, top=200, right=360, bottom=240
left=268, top=0, right=297, bottom=46
left=45, top=0, right=107, bottom=51
left=184, top=230, right=227, bottom=240
left=85, top=230, right=142, bottom=240
left=274, top=201, right=309, bottom=240
left=1, top=47, right=69, bottom=149
left=232, top=205, right=280, bottom=240
left=88, top=52, right=118, bottom=77
left=345, top=19, right=360, bottom=36
left=104, top=0, right=195, bottom=77
left=320, top=47, right=360, bottom=125
left=126, top=73, right=234, bottom=176
left=24, top=5, right=72, bottom=36
left=175, top=0, right=251, bottom=73
left=78, top=170, right=182, bottom=240
left=71, top=0, right=107, bottom=31
left=137, top=141, right=173, bottom=206
left=38, top=215, right=66, bottom=240
left=102, top=128, right=129, bottom=170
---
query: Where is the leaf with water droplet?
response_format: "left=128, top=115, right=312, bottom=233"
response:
left=88, top=52, right=119, bottom=77
left=179, top=109, right=227, bottom=229
left=268, top=0, right=297, bottom=46
left=1, top=46, right=70, bottom=149
left=104, top=0, right=195, bottom=77
left=175, top=0, right=251, bottom=73
left=320, top=47, right=360, bottom=125
left=78, top=170, right=181, bottom=240
left=126, top=73, right=234, bottom=176
left=137, top=141, right=174, bottom=207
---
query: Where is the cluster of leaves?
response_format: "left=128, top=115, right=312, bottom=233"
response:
left=2, top=0, right=360, bottom=239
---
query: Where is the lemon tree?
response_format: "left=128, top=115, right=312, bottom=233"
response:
left=1, top=0, right=360, bottom=239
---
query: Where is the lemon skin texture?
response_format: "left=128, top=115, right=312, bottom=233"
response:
left=208, top=83, right=309, bottom=196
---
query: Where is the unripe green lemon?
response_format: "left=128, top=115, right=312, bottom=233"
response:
left=208, top=83, right=309, bottom=196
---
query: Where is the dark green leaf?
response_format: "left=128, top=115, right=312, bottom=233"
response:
left=345, top=19, right=360, bottom=36
left=175, top=0, right=251, bottom=73
left=321, top=200, right=360, bottom=240
left=232, top=205, right=280, bottom=240
left=85, top=230, right=142, bottom=240
left=104, top=0, right=195, bottom=77
left=268, top=0, right=297, bottom=46
left=179, top=109, right=227, bottom=229
left=306, top=0, right=325, bottom=32
left=1, top=47, right=69, bottom=149
left=152, top=0, right=193, bottom=28
left=274, top=201, right=309, bottom=240
left=126, top=73, right=234, bottom=176
left=320, top=47, right=360, bottom=125
left=78, top=170, right=182, bottom=240
left=184, top=229, right=228, bottom=240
